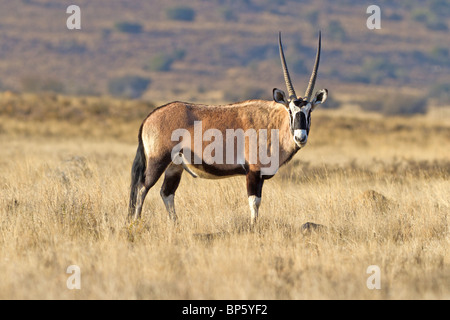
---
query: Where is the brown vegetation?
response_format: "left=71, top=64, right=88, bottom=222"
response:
left=0, top=1, right=449, bottom=108
left=0, top=92, right=448, bottom=299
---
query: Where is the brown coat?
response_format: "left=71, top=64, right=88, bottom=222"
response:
left=141, top=100, right=298, bottom=178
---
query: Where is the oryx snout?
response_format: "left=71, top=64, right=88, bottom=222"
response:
left=294, top=129, right=308, bottom=147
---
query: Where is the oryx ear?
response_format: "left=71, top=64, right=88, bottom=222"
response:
left=273, top=88, right=289, bottom=108
left=311, top=89, right=328, bottom=111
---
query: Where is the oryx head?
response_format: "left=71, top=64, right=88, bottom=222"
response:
left=273, top=31, right=328, bottom=148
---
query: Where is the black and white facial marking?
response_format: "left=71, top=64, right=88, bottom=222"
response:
left=273, top=88, right=328, bottom=149
left=288, top=99, right=312, bottom=148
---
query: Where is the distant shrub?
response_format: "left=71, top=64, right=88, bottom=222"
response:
left=21, top=76, right=65, bottom=93
left=429, top=46, right=449, bottom=62
left=358, top=57, right=401, bottom=84
left=428, top=83, right=450, bottom=104
left=219, top=7, right=238, bottom=22
left=430, top=0, right=450, bottom=17
left=149, top=54, right=174, bottom=72
left=270, top=0, right=286, bottom=5
left=223, top=87, right=268, bottom=102
left=0, top=92, right=156, bottom=122
left=50, top=39, right=86, bottom=54
left=73, top=85, right=100, bottom=97
left=114, top=21, right=143, bottom=34
left=319, top=95, right=341, bottom=110
left=425, top=20, right=448, bottom=31
left=244, top=44, right=276, bottom=64
left=304, top=10, right=319, bottom=26
left=360, top=94, right=428, bottom=116
left=166, top=6, right=196, bottom=22
left=101, top=28, right=112, bottom=40
left=172, top=48, right=186, bottom=61
left=291, top=58, right=308, bottom=74
left=147, top=49, right=186, bottom=72
left=386, top=11, right=403, bottom=21
left=327, top=20, right=346, bottom=41
left=108, top=75, right=151, bottom=99
left=411, top=9, right=448, bottom=31
left=411, top=9, right=431, bottom=23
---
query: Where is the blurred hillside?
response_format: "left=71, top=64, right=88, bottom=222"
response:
left=0, top=0, right=449, bottom=112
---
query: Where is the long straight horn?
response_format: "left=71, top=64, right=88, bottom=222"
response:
left=278, top=32, right=297, bottom=100
left=304, top=31, right=321, bottom=101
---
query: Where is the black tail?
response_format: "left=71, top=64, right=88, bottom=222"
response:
left=128, top=125, right=146, bottom=218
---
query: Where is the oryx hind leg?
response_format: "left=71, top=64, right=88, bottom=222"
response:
left=131, top=156, right=170, bottom=220
left=133, top=183, right=149, bottom=220
left=160, top=163, right=184, bottom=222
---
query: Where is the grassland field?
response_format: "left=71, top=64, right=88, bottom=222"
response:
left=0, top=92, right=448, bottom=299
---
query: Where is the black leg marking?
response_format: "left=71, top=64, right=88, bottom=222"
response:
left=132, top=155, right=171, bottom=220
left=246, top=171, right=264, bottom=198
left=246, top=171, right=264, bottom=225
left=160, top=164, right=184, bottom=221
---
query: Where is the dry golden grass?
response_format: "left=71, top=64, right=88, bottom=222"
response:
left=0, top=98, right=449, bottom=299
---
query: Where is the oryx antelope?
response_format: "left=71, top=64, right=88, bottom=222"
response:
left=128, top=32, right=328, bottom=225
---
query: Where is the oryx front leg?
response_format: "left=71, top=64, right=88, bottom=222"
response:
left=160, top=164, right=183, bottom=222
left=161, top=193, right=176, bottom=221
left=248, top=195, right=261, bottom=225
left=246, top=171, right=264, bottom=226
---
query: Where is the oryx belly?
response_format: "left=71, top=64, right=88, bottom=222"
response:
left=181, top=162, right=247, bottom=179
